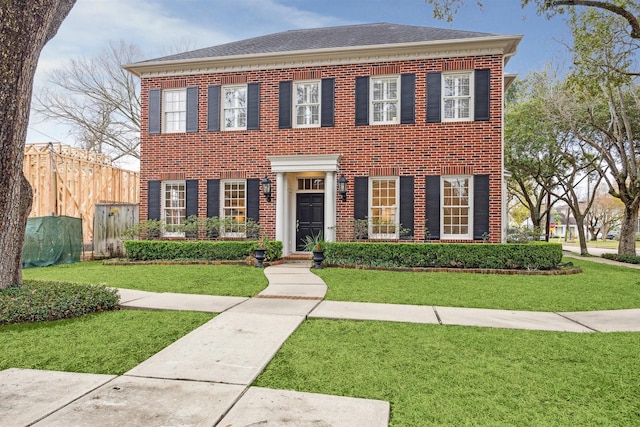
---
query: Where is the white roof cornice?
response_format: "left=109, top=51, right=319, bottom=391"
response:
left=124, top=35, right=522, bottom=78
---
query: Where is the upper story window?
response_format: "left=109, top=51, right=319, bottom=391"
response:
left=443, top=72, right=473, bottom=121
left=163, top=89, right=186, bottom=133
left=355, top=74, right=414, bottom=126
left=294, top=81, right=320, bottom=128
left=370, top=76, right=399, bottom=125
left=222, top=85, right=247, bottom=130
left=369, top=177, right=399, bottom=239
left=162, top=180, right=186, bottom=237
left=441, top=176, right=473, bottom=239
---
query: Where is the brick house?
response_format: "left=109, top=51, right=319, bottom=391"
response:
left=124, top=23, right=521, bottom=254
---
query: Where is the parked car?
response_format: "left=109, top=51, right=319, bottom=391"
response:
left=606, top=231, right=620, bottom=240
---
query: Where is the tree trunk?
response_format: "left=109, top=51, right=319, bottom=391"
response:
left=0, top=1, right=76, bottom=289
left=573, top=212, right=589, bottom=256
left=618, top=202, right=639, bottom=256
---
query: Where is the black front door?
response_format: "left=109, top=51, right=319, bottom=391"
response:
left=296, top=193, right=324, bottom=251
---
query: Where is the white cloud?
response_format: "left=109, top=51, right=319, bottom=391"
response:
left=232, top=0, right=353, bottom=29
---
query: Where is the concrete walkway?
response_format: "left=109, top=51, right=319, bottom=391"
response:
left=562, top=244, right=640, bottom=270
left=3, top=261, right=640, bottom=426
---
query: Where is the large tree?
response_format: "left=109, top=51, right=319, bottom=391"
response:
left=559, top=10, right=640, bottom=255
left=0, top=1, right=76, bottom=289
left=33, top=41, right=143, bottom=161
left=505, top=73, right=565, bottom=234
left=507, top=70, right=604, bottom=255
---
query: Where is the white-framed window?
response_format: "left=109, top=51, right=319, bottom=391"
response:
left=443, top=72, right=473, bottom=121
left=163, top=89, right=186, bottom=133
left=222, top=85, right=247, bottom=130
left=370, top=76, right=399, bottom=125
left=369, top=177, right=399, bottom=239
left=162, top=180, right=186, bottom=237
left=441, top=176, right=473, bottom=239
left=294, top=80, right=320, bottom=128
left=221, top=180, right=246, bottom=237
left=297, top=177, right=325, bottom=191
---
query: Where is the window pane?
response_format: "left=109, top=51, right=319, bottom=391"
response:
left=163, top=90, right=186, bottom=133
left=222, top=86, right=247, bottom=129
left=294, top=81, right=320, bottom=126
left=222, top=181, right=247, bottom=237
left=162, top=182, right=186, bottom=235
left=370, top=178, right=398, bottom=237
left=443, top=73, right=472, bottom=120
left=442, top=177, right=470, bottom=237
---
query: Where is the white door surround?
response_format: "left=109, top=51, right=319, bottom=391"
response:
left=267, top=154, right=342, bottom=254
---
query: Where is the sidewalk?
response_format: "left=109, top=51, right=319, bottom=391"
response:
left=562, top=243, right=640, bottom=270
left=3, top=262, right=640, bottom=426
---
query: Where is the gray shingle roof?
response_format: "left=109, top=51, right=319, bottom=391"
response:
left=143, top=23, right=496, bottom=63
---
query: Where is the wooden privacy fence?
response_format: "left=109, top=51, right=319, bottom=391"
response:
left=23, top=143, right=140, bottom=244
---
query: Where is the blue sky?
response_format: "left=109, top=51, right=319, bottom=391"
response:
left=28, top=0, right=574, bottom=164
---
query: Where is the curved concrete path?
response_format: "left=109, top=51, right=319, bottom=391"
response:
left=1, top=264, right=389, bottom=427
left=3, top=261, right=640, bottom=426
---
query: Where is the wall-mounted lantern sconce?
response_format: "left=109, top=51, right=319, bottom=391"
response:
left=338, top=175, right=348, bottom=202
left=261, top=176, right=272, bottom=202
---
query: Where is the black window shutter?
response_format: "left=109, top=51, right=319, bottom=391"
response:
left=400, top=74, right=415, bottom=124
left=473, top=174, right=490, bottom=240
left=354, top=177, right=369, bottom=220
left=279, top=81, right=292, bottom=129
left=247, top=83, right=260, bottom=130
left=206, top=179, right=220, bottom=218
left=425, top=175, right=441, bottom=239
left=426, top=72, right=441, bottom=123
left=474, top=69, right=490, bottom=121
left=185, top=179, right=198, bottom=237
left=354, top=177, right=369, bottom=239
left=185, top=180, right=198, bottom=218
left=246, top=178, right=260, bottom=223
left=355, top=76, right=369, bottom=126
left=148, top=89, right=161, bottom=134
left=148, top=180, right=161, bottom=220
left=399, top=176, right=414, bottom=239
left=186, top=87, right=198, bottom=133
left=207, top=85, right=220, bottom=132
left=321, top=78, right=335, bottom=127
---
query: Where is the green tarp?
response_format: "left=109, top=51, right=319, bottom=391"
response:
left=22, top=216, right=82, bottom=268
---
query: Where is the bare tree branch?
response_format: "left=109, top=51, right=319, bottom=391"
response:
left=33, top=40, right=143, bottom=160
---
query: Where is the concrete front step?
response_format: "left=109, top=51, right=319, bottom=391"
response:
left=282, top=253, right=312, bottom=263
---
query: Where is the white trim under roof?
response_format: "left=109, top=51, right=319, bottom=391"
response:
left=124, top=35, right=523, bottom=78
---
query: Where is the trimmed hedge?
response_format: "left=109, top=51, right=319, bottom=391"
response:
left=602, top=253, right=640, bottom=265
left=1, top=280, right=120, bottom=325
left=324, top=242, right=563, bottom=270
left=124, top=240, right=283, bottom=262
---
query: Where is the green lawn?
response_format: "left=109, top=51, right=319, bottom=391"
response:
left=9, top=259, right=640, bottom=425
left=315, top=258, right=640, bottom=311
left=0, top=310, right=214, bottom=375
left=255, top=319, right=640, bottom=426
left=22, top=261, right=268, bottom=296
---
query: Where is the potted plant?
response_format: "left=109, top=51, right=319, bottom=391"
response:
left=253, top=236, right=269, bottom=268
left=302, top=232, right=325, bottom=269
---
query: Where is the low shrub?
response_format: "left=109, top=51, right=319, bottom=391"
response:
left=602, top=253, right=640, bottom=265
left=124, top=240, right=283, bottom=262
left=0, top=280, right=120, bottom=325
left=324, top=242, right=563, bottom=270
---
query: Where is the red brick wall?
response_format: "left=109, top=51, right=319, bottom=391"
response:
left=139, top=54, right=505, bottom=242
